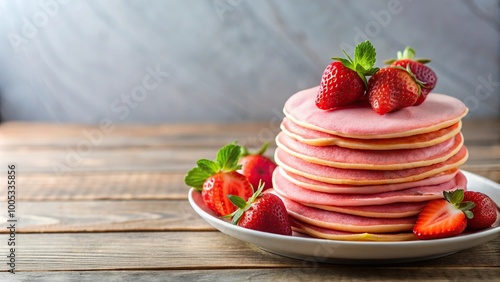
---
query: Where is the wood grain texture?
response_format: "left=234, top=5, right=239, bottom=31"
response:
left=0, top=232, right=497, bottom=272
left=4, top=268, right=500, bottom=282
left=0, top=200, right=213, bottom=233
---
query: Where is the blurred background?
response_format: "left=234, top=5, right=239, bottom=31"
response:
left=0, top=0, right=498, bottom=124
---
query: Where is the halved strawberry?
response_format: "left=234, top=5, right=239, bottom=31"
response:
left=239, top=143, right=277, bottom=191
left=315, top=40, right=379, bottom=110
left=385, top=47, right=437, bottom=105
left=413, top=189, right=475, bottom=240
left=463, top=191, right=498, bottom=230
left=227, top=183, right=292, bottom=236
left=185, top=144, right=253, bottom=216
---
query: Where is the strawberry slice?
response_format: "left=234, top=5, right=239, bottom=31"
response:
left=185, top=143, right=253, bottom=216
left=227, top=183, right=292, bottom=236
left=413, top=189, right=475, bottom=240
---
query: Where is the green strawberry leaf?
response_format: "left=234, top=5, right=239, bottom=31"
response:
left=366, top=67, right=380, bottom=76
left=231, top=208, right=245, bottom=225
left=196, top=159, right=220, bottom=175
left=184, top=167, right=213, bottom=190
left=332, top=40, right=378, bottom=88
left=227, top=181, right=265, bottom=225
left=464, top=210, right=474, bottom=220
left=385, top=46, right=431, bottom=65
left=185, top=142, right=243, bottom=190
left=217, top=144, right=243, bottom=171
left=255, top=142, right=269, bottom=156
left=353, top=40, right=377, bottom=72
left=399, top=47, right=415, bottom=60
left=332, top=57, right=354, bottom=70
left=228, top=195, right=248, bottom=209
left=240, top=142, right=269, bottom=157
left=442, top=189, right=476, bottom=218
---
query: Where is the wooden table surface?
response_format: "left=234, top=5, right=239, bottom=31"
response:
left=0, top=120, right=499, bottom=281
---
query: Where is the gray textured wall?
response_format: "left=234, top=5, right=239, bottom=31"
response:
left=0, top=0, right=498, bottom=124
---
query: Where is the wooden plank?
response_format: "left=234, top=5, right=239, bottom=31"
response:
left=461, top=119, right=500, bottom=145
left=0, top=232, right=497, bottom=272
left=0, top=119, right=498, bottom=148
left=0, top=200, right=213, bottom=233
left=4, top=268, right=500, bottom=281
left=0, top=121, right=282, bottom=148
left=0, top=232, right=302, bottom=272
left=0, top=146, right=277, bottom=173
left=0, top=172, right=189, bottom=201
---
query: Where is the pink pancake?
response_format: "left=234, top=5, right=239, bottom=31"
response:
left=277, top=167, right=459, bottom=194
left=290, top=218, right=416, bottom=241
left=281, top=117, right=462, bottom=150
left=274, top=146, right=468, bottom=185
left=284, top=86, right=468, bottom=139
left=304, top=202, right=425, bottom=218
left=276, top=131, right=463, bottom=170
left=273, top=169, right=467, bottom=206
left=275, top=194, right=416, bottom=233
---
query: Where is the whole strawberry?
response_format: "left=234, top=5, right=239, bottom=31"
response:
left=316, top=40, right=379, bottom=110
left=385, top=47, right=437, bottom=105
left=367, top=66, right=424, bottom=115
left=228, top=183, right=292, bottom=236
left=413, top=189, right=475, bottom=240
left=463, top=191, right=498, bottom=230
left=185, top=144, right=253, bottom=216
left=239, top=143, right=277, bottom=191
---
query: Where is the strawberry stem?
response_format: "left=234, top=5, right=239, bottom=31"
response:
left=185, top=143, right=243, bottom=190
left=227, top=181, right=265, bottom=225
left=332, top=40, right=379, bottom=88
left=443, top=190, right=476, bottom=219
left=240, top=142, right=269, bottom=157
left=384, top=46, right=431, bottom=65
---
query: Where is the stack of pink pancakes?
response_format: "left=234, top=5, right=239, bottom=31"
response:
left=271, top=86, right=469, bottom=241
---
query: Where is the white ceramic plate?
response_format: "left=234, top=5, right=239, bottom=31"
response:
left=188, top=171, right=500, bottom=264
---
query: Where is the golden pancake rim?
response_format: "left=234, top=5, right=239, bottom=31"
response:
left=275, top=167, right=459, bottom=194
left=275, top=133, right=464, bottom=170
left=284, top=106, right=468, bottom=139
left=291, top=219, right=416, bottom=241
left=281, top=119, right=463, bottom=150
left=274, top=148, right=469, bottom=186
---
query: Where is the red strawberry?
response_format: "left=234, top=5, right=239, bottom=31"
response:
left=316, top=40, right=379, bottom=110
left=463, top=191, right=498, bottom=230
left=367, top=66, right=423, bottom=115
left=228, top=184, right=292, bottom=236
left=185, top=144, right=253, bottom=216
left=239, top=143, right=277, bottom=191
left=385, top=47, right=437, bottom=105
left=413, top=189, right=475, bottom=240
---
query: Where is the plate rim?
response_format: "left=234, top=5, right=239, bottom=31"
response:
left=188, top=170, right=500, bottom=261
